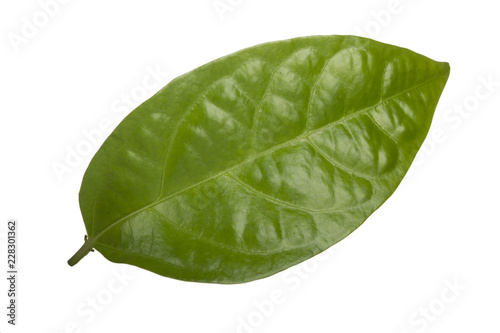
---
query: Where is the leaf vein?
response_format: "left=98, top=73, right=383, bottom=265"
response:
left=306, top=138, right=374, bottom=180
left=226, top=173, right=335, bottom=213
left=91, top=72, right=447, bottom=244
left=305, top=56, right=332, bottom=130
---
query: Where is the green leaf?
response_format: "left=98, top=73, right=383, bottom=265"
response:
left=68, top=35, right=450, bottom=283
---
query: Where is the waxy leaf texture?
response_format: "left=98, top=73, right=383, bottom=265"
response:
left=68, top=35, right=450, bottom=283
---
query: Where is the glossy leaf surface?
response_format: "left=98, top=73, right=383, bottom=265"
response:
left=68, top=35, right=450, bottom=283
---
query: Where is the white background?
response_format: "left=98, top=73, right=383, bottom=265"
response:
left=1, top=0, right=499, bottom=332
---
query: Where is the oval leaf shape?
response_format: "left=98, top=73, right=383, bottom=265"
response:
left=68, top=35, right=450, bottom=283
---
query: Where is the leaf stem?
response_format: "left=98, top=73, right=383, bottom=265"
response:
left=67, top=238, right=94, bottom=266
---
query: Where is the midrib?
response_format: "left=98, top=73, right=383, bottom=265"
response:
left=91, top=73, right=446, bottom=244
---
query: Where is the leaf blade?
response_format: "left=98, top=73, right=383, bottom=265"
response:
left=72, top=35, right=450, bottom=283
